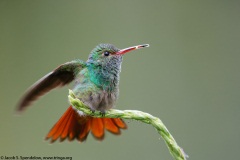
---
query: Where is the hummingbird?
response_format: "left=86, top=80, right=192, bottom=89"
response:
left=17, top=43, right=149, bottom=142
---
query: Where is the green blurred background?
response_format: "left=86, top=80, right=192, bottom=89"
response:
left=0, top=0, right=239, bottom=159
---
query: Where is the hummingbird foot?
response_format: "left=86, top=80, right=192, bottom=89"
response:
left=89, top=108, right=105, bottom=117
left=99, top=110, right=106, bottom=117
left=89, top=108, right=96, bottom=114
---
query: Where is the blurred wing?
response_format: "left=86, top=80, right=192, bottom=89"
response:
left=17, top=60, right=86, bottom=112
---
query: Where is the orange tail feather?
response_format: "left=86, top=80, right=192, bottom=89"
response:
left=45, top=106, right=127, bottom=142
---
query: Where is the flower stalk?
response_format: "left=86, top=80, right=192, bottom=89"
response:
left=68, top=90, right=188, bottom=160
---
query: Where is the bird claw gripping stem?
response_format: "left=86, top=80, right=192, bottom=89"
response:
left=68, top=90, right=188, bottom=160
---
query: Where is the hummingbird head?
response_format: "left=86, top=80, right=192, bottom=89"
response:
left=87, top=43, right=149, bottom=91
left=87, top=43, right=121, bottom=65
left=87, top=43, right=149, bottom=68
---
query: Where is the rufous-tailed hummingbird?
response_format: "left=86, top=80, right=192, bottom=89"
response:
left=17, top=43, right=149, bottom=142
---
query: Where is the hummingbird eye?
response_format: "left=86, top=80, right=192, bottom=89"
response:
left=103, top=51, right=110, bottom=56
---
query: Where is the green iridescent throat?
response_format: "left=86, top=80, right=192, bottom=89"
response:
left=87, top=51, right=123, bottom=92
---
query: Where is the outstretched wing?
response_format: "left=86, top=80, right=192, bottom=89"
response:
left=17, top=59, right=86, bottom=112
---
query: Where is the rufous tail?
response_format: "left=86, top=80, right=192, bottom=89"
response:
left=45, top=106, right=127, bottom=142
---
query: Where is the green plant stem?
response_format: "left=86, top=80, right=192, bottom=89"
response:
left=68, top=90, right=188, bottom=160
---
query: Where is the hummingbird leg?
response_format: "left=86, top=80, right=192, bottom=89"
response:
left=89, top=108, right=96, bottom=114
left=89, top=108, right=105, bottom=117
left=99, top=110, right=106, bottom=117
